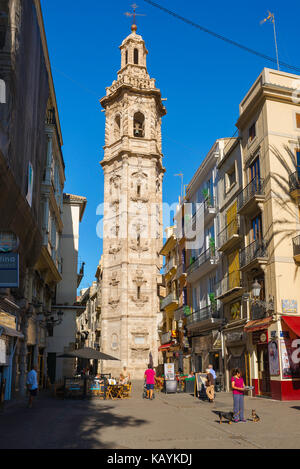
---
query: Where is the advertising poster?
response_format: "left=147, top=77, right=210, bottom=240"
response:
left=280, top=339, right=300, bottom=379
left=164, top=363, right=175, bottom=380
left=268, top=341, right=280, bottom=376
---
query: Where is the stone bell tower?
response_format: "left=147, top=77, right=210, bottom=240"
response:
left=99, top=23, right=166, bottom=378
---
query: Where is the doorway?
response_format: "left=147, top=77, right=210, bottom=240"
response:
left=257, top=344, right=271, bottom=395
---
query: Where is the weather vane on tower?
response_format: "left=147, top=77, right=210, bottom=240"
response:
left=124, top=4, right=146, bottom=31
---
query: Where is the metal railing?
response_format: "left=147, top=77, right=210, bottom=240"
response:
left=160, top=292, right=178, bottom=310
left=219, top=271, right=243, bottom=296
left=237, top=177, right=265, bottom=211
left=187, top=248, right=217, bottom=276
left=174, top=305, right=191, bottom=321
left=289, top=171, right=300, bottom=192
left=186, top=305, right=220, bottom=325
left=162, top=257, right=176, bottom=275
left=161, top=331, right=172, bottom=344
left=218, top=217, right=240, bottom=248
left=240, top=239, right=267, bottom=268
left=293, top=234, right=300, bottom=257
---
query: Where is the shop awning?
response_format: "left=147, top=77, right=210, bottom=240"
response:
left=158, top=343, right=172, bottom=351
left=282, top=316, right=300, bottom=337
left=0, top=325, right=24, bottom=338
left=244, top=316, right=274, bottom=333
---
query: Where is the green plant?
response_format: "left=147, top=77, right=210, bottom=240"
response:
left=202, top=188, right=212, bottom=207
left=209, top=292, right=217, bottom=312
left=209, top=237, right=215, bottom=256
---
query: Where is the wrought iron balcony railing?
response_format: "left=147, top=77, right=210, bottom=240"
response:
left=162, top=257, right=177, bottom=275
left=161, top=331, right=172, bottom=344
left=289, top=171, right=300, bottom=193
left=186, top=305, right=221, bottom=326
left=174, top=305, right=192, bottom=321
left=160, top=292, right=178, bottom=310
left=240, top=239, right=267, bottom=268
left=218, top=271, right=243, bottom=296
left=237, top=177, right=265, bottom=211
left=187, top=248, right=217, bottom=276
left=218, top=217, right=241, bottom=249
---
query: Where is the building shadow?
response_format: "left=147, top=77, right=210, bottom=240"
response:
left=0, top=394, right=147, bottom=449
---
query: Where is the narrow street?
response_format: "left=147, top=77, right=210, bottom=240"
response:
left=1, top=382, right=300, bottom=449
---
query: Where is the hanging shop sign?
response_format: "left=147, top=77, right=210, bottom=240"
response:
left=282, top=300, right=298, bottom=314
left=280, top=338, right=300, bottom=379
left=0, top=253, right=19, bottom=288
left=268, top=340, right=280, bottom=376
left=252, top=330, right=268, bottom=345
left=0, top=232, right=19, bottom=253
left=225, top=331, right=245, bottom=344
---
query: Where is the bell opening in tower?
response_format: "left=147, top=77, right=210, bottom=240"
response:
left=133, top=112, right=145, bottom=138
left=134, top=48, right=139, bottom=65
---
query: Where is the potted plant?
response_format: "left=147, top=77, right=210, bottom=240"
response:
left=202, top=188, right=212, bottom=207
left=209, top=293, right=217, bottom=313
left=209, top=237, right=215, bottom=256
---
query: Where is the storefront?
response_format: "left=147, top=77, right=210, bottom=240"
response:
left=0, top=312, right=24, bottom=401
left=224, top=326, right=250, bottom=391
left=245, top=315, right=300, bottom=400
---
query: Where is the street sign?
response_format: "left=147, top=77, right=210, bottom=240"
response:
left=0, top=253, right=19, bottom=288
left=0, top=232, right=19, bottom=253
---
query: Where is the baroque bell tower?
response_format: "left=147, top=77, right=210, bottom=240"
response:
left=99, top=23, right=166, bottom=378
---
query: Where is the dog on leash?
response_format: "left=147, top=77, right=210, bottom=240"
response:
left=216, top=411, right=235, bottom=424
left=251, top=410, right=260, bottom=422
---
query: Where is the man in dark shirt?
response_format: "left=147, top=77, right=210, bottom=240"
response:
left=205, top=368, right=215, bottom=403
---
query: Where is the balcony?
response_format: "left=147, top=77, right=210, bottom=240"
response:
left=175, top=262, right=187, bottom=280
left=162, top=257, right=177, bottom=278
left=217, top=271, right=244, bottom=303
left=218, top=217, right=242, bottom=252
left=289, top=172, right=300, bottom=201
left=240, top=239, right=267, bottom=272
left=161, top=331, right=172, bottom=345
left=293, top=235, right=300, bottom=263
left=174, top=305, right=192, bottom=321
left=160, top=292, right=179, bottom=311
left=187, top=248, right=218, bottom=282
left=238, top=178, right=265, bottom=216
left=186, top=305, right=222, bottom=329
left=191, top=196, right=217, bottom=231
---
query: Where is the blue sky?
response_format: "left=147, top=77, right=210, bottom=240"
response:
left=41, top=0, right=300, bottom=290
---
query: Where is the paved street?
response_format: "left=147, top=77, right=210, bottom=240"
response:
left=1, top=381, right=300, bottom=449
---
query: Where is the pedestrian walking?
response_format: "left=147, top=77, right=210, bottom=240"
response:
left=208, top=364, right=216, bottom=380
left=26, top=365, right=38, bottom=408
left=144, top=364, right=156, bottom=400
left=205, top=368, right=215, bottom=403
left=231, top=368, right=246, bottom=422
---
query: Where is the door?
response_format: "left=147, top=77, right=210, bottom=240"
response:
left=226, top=202, right=237, bottom=237
left=257, top=344, right=271, bottom=395
left=47, top=353, right=56, bottom=385
left=228, top=250, right=240, bottom=289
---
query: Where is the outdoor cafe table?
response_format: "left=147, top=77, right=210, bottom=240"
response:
left=106, top=384, right=125, bottom=400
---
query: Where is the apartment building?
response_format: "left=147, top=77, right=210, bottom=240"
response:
left=236, top=68, right=300, bottom=400
left=184, top=140, right=222, bottom=374
left=216, top=138, right=248, bottom=390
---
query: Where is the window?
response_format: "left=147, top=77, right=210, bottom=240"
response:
left=125, top=50, right=128, bottom=64
left=251, top=213, right=263, bottom=242
left=134, top=48, right=139, bottom=64
left=133, top=112, right=145, bottom=137
left=226, top=164, right=236, bottom=191
left=249, top=123, right=256, bottom=143
left=137, top=184, right=141, bottom=196
left=114, top=115, right=121, bottom=140
left=296, top=113, right=300, bottom=129
left=249, top=157, right=261, bottom=181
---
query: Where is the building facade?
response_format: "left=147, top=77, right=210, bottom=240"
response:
left=99, top=24, right=166, bottom=378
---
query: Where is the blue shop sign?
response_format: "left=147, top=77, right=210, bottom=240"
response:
left=0, top=253, right=19, bottom=288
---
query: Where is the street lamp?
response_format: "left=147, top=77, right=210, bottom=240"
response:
left=251, top=279, right=262, bottom=300
left=37, top=310, right=64, bottom=335
left=178, top=319, right=183, bottom=330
